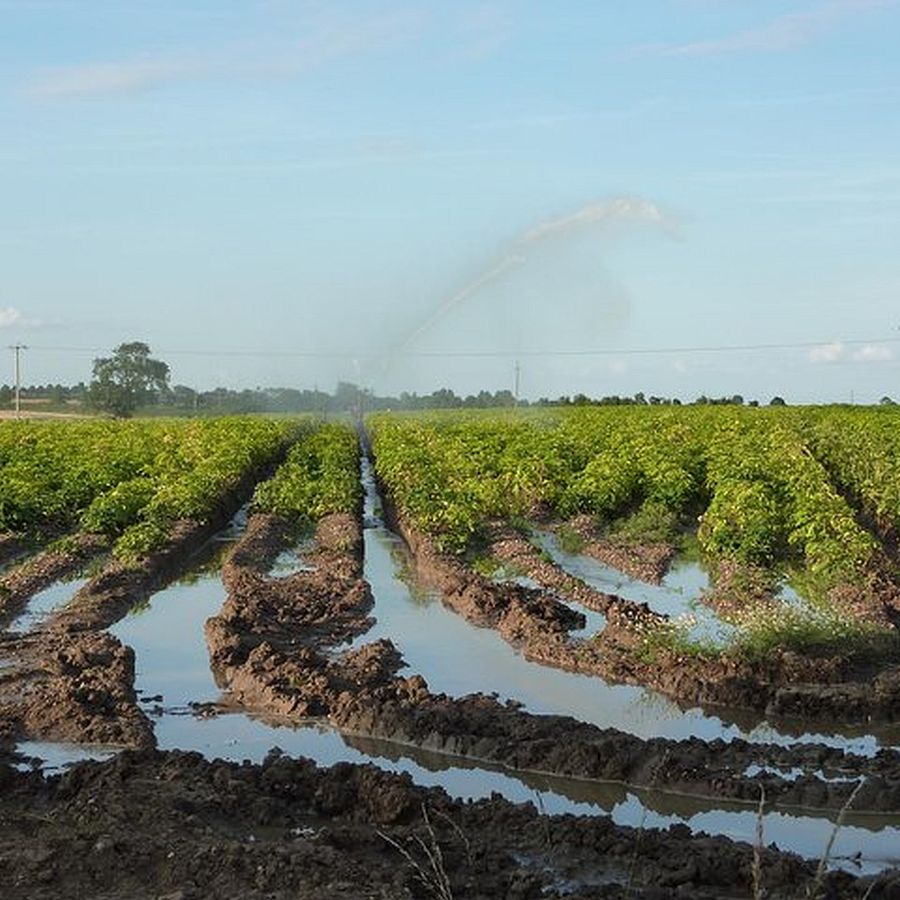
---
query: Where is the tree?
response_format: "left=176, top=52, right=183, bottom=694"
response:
left=89, top=342, right=170, bottom=418
left=769, top=395, right=786, bottom=406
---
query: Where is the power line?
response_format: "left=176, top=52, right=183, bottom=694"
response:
left=21, top=335, right=900, bottom=361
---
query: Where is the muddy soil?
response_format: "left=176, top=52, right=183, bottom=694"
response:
left=565, top=515, right=677, bottom=585
left=5, top=747, right=887, bottom=900
left=380, top=481, right=900, bottom=727
left=0, top=517, right=234, bottom=750
left=0, top=534, right=107, bottom=627
left=0, top=462, right=290, bottom=751
left=0, top=533, right=25, bottom=569
left=0, top=629, right=153, bottom=748
left=489, top=526, right=666, bottom=626
left=384, top=498, right=851, bottom=720
left=206, top=507, right=900, bottom=816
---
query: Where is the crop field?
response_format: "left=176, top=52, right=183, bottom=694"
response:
left=3, top=408, right=900, bottom=898
left=369, top=406, right=900, bottom=667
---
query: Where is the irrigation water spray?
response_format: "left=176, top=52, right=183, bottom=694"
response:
left=372, top=195, right=679, bottom=375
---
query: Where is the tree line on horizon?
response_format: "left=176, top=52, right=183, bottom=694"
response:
left=4, top=340, right=882, bottom=417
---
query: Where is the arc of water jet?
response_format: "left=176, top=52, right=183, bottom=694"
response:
left=370, top=196, right=679, bottom=376
left=393, top=253, right=526, bottom=360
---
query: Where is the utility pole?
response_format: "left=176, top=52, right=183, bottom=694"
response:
left=8, top=344, right=26, bottom=419
left=513, top=360, right=521, bottom=407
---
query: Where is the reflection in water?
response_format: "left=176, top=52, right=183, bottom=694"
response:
left=7, top=572, right=93, bottom=634
left=12, top=470, right=900, bottom=873
left=13, top=740, right=117, bottom=773
left=532, top=529, right=734, bottom=646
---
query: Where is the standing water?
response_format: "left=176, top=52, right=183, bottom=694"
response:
left=10, top=463, right=900, bottom=873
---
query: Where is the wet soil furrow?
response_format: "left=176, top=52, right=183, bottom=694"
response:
left=2, top=747, right=880, bottom=900
left=206, top=503, right=900, bottom=816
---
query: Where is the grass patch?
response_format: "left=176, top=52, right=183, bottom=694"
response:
left=469, top=555, right=502, bottom=578
left=556, top=524, right=585, bottom=555
left=632, top=616, right=721, bottom=664
left=729, top=603, right=895, bottom=663
left=607, top=500, right=681, bottom=545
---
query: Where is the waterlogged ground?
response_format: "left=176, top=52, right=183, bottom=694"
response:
left=7, top=463, right=900, bottom=877
left=6, top=572, right=93, bottom=635
left=531, top=529, right=733, bottom=645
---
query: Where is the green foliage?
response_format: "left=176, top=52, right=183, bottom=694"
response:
left=632, top=617, right=720, bottom=664
left=81, top=477, right=156, bottom=535
left=730, top=603, right=892, bottom=662
left=608, top=499, right=681, bottom=545
left=555, top=524, right=586, bottom=554
left=0, top=417, right=299, bottom=559
left=88, top=341, right=171, bottom=418
left=368, top=407, right=708, bottom=556
left=367, top=405, right=896, bottom=631
left=114, top=519, right=173, bottom=562
left=252, top=422, right=360, bottom=524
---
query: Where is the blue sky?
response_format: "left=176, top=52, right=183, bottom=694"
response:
left=2, top=0, right=899, bottom=402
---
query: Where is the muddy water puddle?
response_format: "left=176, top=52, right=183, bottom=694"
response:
left=10, top=471, right=900, bottom=874
left=533, top=529, right=734, bottom=646
left=6, top=574, right=93, bottom=635
left=359, top=461, right=892, bottom=753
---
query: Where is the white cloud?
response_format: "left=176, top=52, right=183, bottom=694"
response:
left=27, top=58, right=202, bottom=98
left=0, top=307, right=23, bottom=328
left=0, top=307, right=43, bottom=329
left=807, top=341, right=894, bottom=363
left=852, top=343, right=893, bottom=361
left=808, top=341, right=845, bottom=362
left=631, top=0, right=898, bottom=58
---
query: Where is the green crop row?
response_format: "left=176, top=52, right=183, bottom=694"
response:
left=697, top=416, right=878, bottom=587
left=251, top=422, right=361, bottom=524
left=368, top=407, right=893, bottom=597
left=368, top=408, right=708, bottom=554
left=0, top=417, right=300, bottom=559
left=800, top=407, right=900, bottom=538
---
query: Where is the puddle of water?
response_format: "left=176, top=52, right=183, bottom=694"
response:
left=11, top=463, right=900, bottom=875
left=6, top=575, right=92, bottom=635
left=149, top=713, right=900, bottom=875
left=532, top=530, right=736, bottom=647
left=212, top=504, right=250, bottom=542
left=743, top=764, right=862, bottom=786
left=269, top=547, right=315, bottom=578
left=14, top=740, right=117, bottom=773
left=357, top=480, right=887, bottom=753
left=344, top=731, right=900, bottom=876
left=110, top=558, right=225, bottom=709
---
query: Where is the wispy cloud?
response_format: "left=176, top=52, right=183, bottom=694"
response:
left=24, top=5, right=430, bottom=99
left=0, top=307, right=42, bottom=329
left=631, top=0, right=898, bottom=58
left=22, top=4, right=511, bottom=100
left=852, top=343, right=893, bottom=361
left=27, top=57, right=206, bottom=98
left=808, top=341, right=845, bottom=362
left=808, top=341, right=894, bottom=363
left=0, top=307, right=23, bottom=328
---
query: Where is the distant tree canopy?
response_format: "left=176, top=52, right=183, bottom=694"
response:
left=89, top=342, right=170, bottom=418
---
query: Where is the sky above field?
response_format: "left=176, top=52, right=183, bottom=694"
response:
left=2, top=0, right=900, bottom=402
